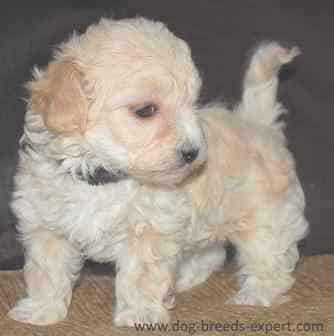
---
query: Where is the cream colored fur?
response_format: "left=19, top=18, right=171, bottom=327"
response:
left=8, top=17, right=308, bottom=327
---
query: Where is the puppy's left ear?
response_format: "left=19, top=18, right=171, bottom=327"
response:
left=28, top=60, right=88, bottom=134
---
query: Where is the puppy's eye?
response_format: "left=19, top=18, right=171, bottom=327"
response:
left=134, top=104, right=158, bottom=118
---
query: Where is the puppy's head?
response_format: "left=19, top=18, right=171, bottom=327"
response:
left=28, top=17, right=206, bottom=185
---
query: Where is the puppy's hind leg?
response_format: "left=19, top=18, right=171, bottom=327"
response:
left=228, top=184, right=308, bottom=307
left=236, top=42, right=300, bottom=126
left=8, top=228, right=83, bottom=325
left=175, top=243, right=226, bottom=293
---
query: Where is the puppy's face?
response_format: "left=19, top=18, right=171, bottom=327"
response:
left=28, top=18, right=206, bottom=185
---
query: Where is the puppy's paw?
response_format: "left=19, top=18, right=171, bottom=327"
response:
left=8, top=297, right=67, bottom=325
left=113, top=306, right=170, bottom=327
left=227, top=290, right=268, bottom=307
left=176, top=245, right=226, bottom=292
left=246, top=42, right=300, bottom=85
left=176, top=270, right=212, bottom=293
left=227, top=290, right=290, bottom=307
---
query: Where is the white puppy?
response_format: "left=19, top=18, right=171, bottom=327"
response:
left=8, top=17, right=308, bottom=327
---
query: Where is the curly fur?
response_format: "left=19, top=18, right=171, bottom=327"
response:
left=8, top=17, right=308, bottom=327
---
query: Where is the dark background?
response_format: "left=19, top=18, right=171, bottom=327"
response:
left=1, top=0, right=333, bottom=269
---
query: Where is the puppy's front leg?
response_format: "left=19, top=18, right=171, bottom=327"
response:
left=113, top=226, right=178, bottom=327
left=8, top=228, right=83, bottom=325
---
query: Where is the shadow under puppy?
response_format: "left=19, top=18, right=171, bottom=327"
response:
left=8, top=17, right=308, bottom=327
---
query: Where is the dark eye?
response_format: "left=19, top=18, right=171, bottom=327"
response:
left=134, top=104, right=158, bottom=118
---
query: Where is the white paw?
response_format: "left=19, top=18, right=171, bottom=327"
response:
left=176, top=246, right=226, bottom=292
left=176, top=271, right=210, bottom=292
left=227, top=290, right=290, bottom=307
left=8, top=297, right=67, bottom=326
left=227, top=290, right=267, bottom=306
left=113, top=306, right=170, bottom=327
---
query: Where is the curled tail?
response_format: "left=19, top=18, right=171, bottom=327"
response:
left=236, top=42, right=300, bottom=127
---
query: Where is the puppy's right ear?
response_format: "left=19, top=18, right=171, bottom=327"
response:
left=28, top=60, right=88, bottom=134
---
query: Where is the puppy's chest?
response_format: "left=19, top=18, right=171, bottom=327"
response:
left=47, top=180, right=136, bottom=260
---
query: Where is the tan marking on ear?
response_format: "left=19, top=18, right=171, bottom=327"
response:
left=29, top=60, right=88, bottom=134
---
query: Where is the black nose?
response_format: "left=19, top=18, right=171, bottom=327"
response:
left=181, top=147, right=199, bottom=164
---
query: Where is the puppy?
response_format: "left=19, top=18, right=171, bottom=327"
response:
left=8, top=17, right=308, bottom=326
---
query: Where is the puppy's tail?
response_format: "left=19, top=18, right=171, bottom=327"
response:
left=236, top=42, right=300, bottom=127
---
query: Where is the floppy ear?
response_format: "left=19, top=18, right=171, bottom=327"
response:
left=28, top=60, right=88, bottom=134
